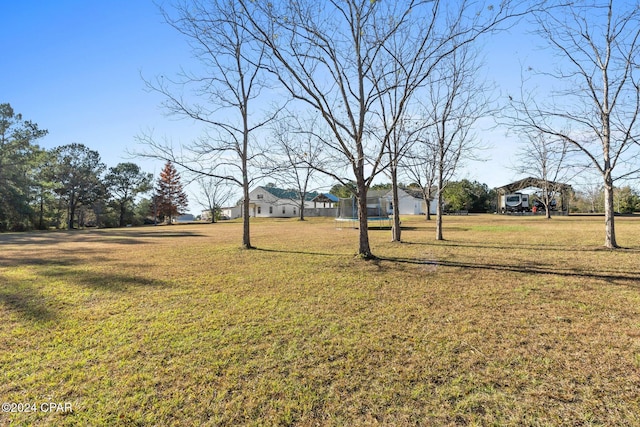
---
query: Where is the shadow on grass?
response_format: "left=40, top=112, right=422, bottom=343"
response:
left=378, top=256, right=640, bottom=286
left=0, top=286, right=55, bottom=323
left=0, top=248, right=113, bottom=268
left=254, top=247, right=347, bottom=257
left=0, top=228, right=206, bottom=246
left=402, top=239, right=640, bottom=253
left=0, top=257, right=77, bottom=267
left=0, top=267, right=167, bottom=323
left=42, top=267, right=167, bottom=292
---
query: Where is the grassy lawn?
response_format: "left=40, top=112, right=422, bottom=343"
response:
left=1, top=215, right=640, bottom=426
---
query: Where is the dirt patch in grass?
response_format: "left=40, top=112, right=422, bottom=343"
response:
left=1, top=216, right=640, bottom=425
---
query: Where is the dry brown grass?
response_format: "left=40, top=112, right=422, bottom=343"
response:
left=1, top=215, right=640, bottom=426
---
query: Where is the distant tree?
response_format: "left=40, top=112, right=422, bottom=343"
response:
left=581, top=182, right=605, bottom=214
left=267, top=116, right=324, bottom=221
left=469, top=182, right=495, bottom=213
left=30, top=149, right=57, bottom=230
left=330, top=182, right=356, bottom=199
left=0, top=103, right=48, bottom=231
left=443, top=180, right=493, bottom=213
left=443, top=183, right=470, bottom=212
left=401, top=121, right=438, bottom=221
left=134, top=197, right=154, bottom=225
left=614, top=186, right=640, bottom=214
left=154, top=161, right=188, bottom=224
left=370, top=183, right=393, bottom=191
left=422, top=42, right=491, bottom=240
left=514, top=132, right=575, bottom=219
left=105, top=162, right=153, bottom=227
left=193, top=176, right=232, bottom=223
left=50, top=143, right=105, bottom=229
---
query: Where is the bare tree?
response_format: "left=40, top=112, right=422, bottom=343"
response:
left=421, top=42, right=491, bottom=241
left=137, top=0, right=278, bottom=249
left=401, top=123, right=438, bottom=221
left=380, top=118, right=419, bottom=241
left=374, top=33, right=427, bottom=241
left=193, top=176, right=233, bottom=223
left=241, top=0, right=532, bottom=258
left=513, top=132, right=575, bottom=219
left=510, top=1, right=640, bottom=248
left=267, top=115, right=325, bottom=221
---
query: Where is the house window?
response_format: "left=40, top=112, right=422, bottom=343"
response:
left=269, top=206, right=273, bottom=214
left=257, top=194, right=263, bottom=199
left=282, top=207, right=286, bottom=214
left=257, top=207, right=261, bottom=214
left=293, top=207, right=296, bottom=215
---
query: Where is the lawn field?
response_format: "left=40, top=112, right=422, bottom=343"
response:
left=1, top=215, right=640, bottom=426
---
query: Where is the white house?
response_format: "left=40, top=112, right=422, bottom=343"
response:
left=383, top=188, right=437, bottom=215
left=218, top=205, right=243, bottom=220
left=247, top=186, right=337, bottom=218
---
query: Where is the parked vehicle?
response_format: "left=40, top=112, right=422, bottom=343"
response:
left=500, top=193, right=529, bottom=213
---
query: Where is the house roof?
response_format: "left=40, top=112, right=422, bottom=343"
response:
left=496, top=177, right=572, bottom=194
left=312, top=193, right=339, bottom=203
left=402, top=188, right=424, bottom=199
left=367, top=189, right=389, bottom=198
left=262, top=186, right=321, bottom=202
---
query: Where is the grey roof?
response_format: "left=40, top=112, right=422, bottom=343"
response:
left=262, top=186, right=320, bottom=201
left=403, top=188, right=424, bottom=199
left=496, top=177, right=572, bottom=194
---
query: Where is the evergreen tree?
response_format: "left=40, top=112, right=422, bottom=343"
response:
left=50, top=143, right=106, bottom=229
left=30, top=149, right=57, bottom=230
left=153, top=161, right=188, bottom=223
left=105, top=162, right=153, bottom=227
left=0, top=103, right=48, bottom=231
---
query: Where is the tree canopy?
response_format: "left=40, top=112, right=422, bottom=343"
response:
left=0, top=103, right=48, bottom=231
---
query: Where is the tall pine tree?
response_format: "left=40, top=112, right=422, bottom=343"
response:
left=153, top=161, right=188, bottom=223
left=0, top=103, right=48, bottom=231
left=50, top=143, right=106, bottom=230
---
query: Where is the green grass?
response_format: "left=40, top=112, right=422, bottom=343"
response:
left=1, top=215, right=640, bottom=426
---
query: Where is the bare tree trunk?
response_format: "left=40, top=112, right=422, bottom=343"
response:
left=242, top=167, right=253, bottom=249
left=299, top=198, right=305, bottom=221
left=603, top=178, right=618, bottom=248
left=435, top=182, right=444, bottom=241
left=356, top=185, right=373, bottom=259
left=390, top=167, right=401, bottom=242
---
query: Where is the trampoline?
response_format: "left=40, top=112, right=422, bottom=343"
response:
left=335, top=196, right=391, bottom=229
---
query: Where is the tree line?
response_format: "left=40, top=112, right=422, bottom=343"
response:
left=4, top=95, right=636, bottom=234
left=0, top=103, right=189, bottom=231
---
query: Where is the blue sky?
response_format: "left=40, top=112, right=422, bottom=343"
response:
left=2, top=2, right=200, bottom=175
left=2, top=1, right=542, bottom=210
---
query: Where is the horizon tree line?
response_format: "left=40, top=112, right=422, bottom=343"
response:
left=4, top=98, right=639, bottom=234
